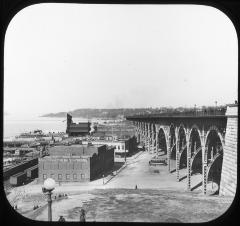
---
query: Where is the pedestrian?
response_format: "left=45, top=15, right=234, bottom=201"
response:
left=80, top=209, right=86, bottom=222
left=58, top=216, right=66, bottom=222
left=135, top=185, right=138, bottom=190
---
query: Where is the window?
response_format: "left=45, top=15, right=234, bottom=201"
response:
left=58, top=162, right=62, bottom=169
left=122, top=145, right=124, bottom=150
left=43, top=162, right=50, bottom=170
left=58, top=174, right=62, bottom=180
left=43, top=174, right=47, bottom=179
left=50, top=174, right=55, bottom=179
left=66, top=174, right=70, bottom=180
left=73, top=174, right=77, bottom=180
left=81, top=174, right=85, bottom=179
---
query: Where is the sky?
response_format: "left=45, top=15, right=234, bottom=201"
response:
left=4, top=4, right=238, bottom=117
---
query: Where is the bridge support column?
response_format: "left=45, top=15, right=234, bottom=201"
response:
left=201, top=134, right=207, bottom=195
left=151, top=129, right=155, bottom=153
left=167, top=137, right=171, bottom=172
left=203, top=160, right=207, bottom=195
left=186, top=138, right=191, bottom=190
left=148, top=137, right=151, bottom=153
left=137, top=131, right=140, bottom=143
left=152, top=139, right=156, bottom=153
left=187, top=156, right=191, bottom=190
left=175, top=132, right=180, bottom=181
left=176, top=152, right=180, bottom=181
left=155, top=130, right=159, bottom=153
left=144, top=136, right=148, bottom=150
left=176, top=151, right=180, bottom=182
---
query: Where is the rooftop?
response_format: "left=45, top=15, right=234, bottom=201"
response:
left=48, top=144, right=107, bottom=157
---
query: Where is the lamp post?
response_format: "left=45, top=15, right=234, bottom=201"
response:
left=42, top=178, right=55, bottom=221
left=125, top=149, right=127, bottom=163
left=215, top=101, right=217, bottom=114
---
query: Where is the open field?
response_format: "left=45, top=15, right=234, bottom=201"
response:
left=33, top=189, right=233, bottom=222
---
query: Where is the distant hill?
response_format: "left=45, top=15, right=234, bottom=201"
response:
left=41, top=105, right=226, bottom=119
left=41, top=108, right=161, bottom=119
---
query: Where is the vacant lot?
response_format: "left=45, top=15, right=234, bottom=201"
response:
left=33, top=188, right=232, bottom=222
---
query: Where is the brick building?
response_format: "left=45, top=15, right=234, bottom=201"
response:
left=66, top=114, right=91, bottom=136
left=38, top=144, right=114, bottom=183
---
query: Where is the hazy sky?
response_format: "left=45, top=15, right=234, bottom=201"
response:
left=4, top=4, right=238, bottom=117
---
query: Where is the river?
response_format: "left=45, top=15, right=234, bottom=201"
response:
left=3, top=115, right=89, bottom=139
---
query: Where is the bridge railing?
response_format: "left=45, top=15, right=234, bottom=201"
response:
left=126, top=107, right=227, bottom=118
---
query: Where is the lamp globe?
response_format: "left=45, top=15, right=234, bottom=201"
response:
left=43, top=178, right=56, bottom=191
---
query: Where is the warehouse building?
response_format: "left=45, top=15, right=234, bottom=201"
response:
left=66, top=114, right=91, bottom=136
left=38, top=144, right=114, bottom=183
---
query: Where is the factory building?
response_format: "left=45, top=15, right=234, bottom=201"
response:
left=38, top=144, right=114, bottom=183
left=66, top=114, right=91, bottom=136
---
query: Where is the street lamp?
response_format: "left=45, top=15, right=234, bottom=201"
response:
left=42, top=178, right=55, bottom=221
left=215, top=101, right=217, bottom=115
left=125, top=149, right=128, bottom=163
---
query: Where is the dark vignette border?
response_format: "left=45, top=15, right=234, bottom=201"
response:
left=0, top=0, right=239, bottom=226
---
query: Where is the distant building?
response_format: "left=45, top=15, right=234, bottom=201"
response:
left=66, top=114, right=91, bottom=136
left=38, top=144, right=114, bottom=183
left=82, top=136, right=138, bottom=161
left=90, top=131, right=106, bottom=140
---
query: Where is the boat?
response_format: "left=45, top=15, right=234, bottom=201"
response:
left=15, top=129, right=48, bottom=139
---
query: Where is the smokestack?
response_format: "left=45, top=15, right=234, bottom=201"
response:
left=89, top=123, right=95, bottom=135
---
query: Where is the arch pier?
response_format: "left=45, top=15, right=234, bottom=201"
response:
left=129, top=104, right=237, bottom=196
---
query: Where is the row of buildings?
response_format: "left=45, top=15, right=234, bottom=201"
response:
left=4, top=114, right=139, bottom=185
left=38, top=136, right=138, bottom=183
left=38, top=114, right=138, bottom=183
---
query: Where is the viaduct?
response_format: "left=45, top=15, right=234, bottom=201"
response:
left=126, top=104, right=238, bottom=196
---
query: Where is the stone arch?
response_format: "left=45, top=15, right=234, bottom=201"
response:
left=191, top=147, right=202, bottom=175
left=189, top=124, right=202, bottom=157
left=206, top=154, right=223, bottom=194
left=169, top=124, right=176, bottom=148
left=177, top=123, right=187, bottom=139
left=189, top=124, right=202, bottom=143
left=189, top=124, right=203, bottom=178
left=205, top=126, right=224, bottom=161
left=178, top=125, right=187, bottom=170
left=204, top=126, right=224, bottom=194
left=205, top=125, right=225, bottom=148
left=178, top=124, right=187, bottom=152
left=158, top=127, right=168, bottom=154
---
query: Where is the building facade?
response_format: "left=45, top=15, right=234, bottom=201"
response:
left=38, top=144, right=114, bottom=183
left=66, top=114, right=91, bottom=136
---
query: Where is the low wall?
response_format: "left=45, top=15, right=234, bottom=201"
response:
left=219, top=105, right=238, bottom=196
